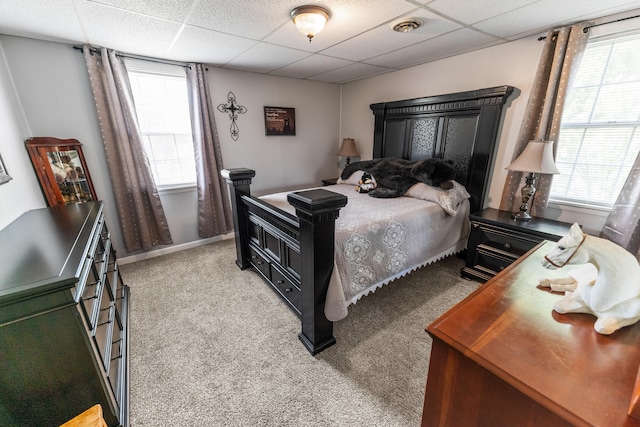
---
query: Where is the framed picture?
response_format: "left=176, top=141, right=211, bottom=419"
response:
left=264, top=106, right=296, bottom=136
left=0, top=150, right=12, bottom=185
left=25, top=137, right=98, bottom=206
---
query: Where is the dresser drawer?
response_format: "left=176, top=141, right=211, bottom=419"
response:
left=93, top=286, right=114, bottom=370
left=108, top=316, right=124, bottom=401
left=79, top=260, right=101, bottom=326
left=271, top=267, right=301, bottom=314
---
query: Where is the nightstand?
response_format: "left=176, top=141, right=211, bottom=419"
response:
left=322, top=178, right=338, bottom=186
left=461, top=208, right=574, bottom=282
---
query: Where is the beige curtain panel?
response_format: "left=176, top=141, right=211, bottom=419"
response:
left=500, top=23, right=590, bottom=216
left=83, top=45, right=173, bottom=252
left=186, top=63, right=233, bottom=238
left=600, top=153, right=640, bottom=262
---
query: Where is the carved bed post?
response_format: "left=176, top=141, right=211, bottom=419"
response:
left=288, top=189, right=347, bottom=355
left=221, top=168, right=256, bottom=270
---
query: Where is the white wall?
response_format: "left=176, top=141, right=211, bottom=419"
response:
left=0, top=35, right=340, bottom=259
left=340, top=35, right=605, bottom=234
left=0, top=39, right=44, bottom=230
left=207, top=67, right=341, bottom=195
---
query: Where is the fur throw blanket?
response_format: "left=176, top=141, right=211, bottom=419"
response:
left=340, top=157, right=456, bottom=198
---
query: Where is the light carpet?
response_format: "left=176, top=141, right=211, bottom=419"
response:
left=119, top=239, right=480, bottom=426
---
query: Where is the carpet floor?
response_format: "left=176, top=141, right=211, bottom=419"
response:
left=119, top=239, right=480, bottom=426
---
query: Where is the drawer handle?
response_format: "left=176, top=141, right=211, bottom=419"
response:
left=285, top=288, right=293, bottom=293
left=276, top=280, right=284, bottom=285
left=111, top=338, right=123, bottom=360
left=256, top=260, right=263, bottom=265
left=504, top=243, right=511, bottom=249
left=97, top=307, right=113, bottom=326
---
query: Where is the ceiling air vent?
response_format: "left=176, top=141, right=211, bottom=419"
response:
left=392, top=19, right=423, bottom=33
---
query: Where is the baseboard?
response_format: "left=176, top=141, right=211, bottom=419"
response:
left=118, top=233, right=234, bottom=265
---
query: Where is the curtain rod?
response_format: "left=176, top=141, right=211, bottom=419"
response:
left=583, top=13, right=640, bottom=33
left=72, top=45, right=190, bottom=68
left=538, top=13, right=640, bottom=40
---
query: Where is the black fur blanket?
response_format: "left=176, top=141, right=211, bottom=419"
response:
left=340, top=157, right=455, bottom=198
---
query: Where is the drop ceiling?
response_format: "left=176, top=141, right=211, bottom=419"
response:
left=1, top=0, right=640, bottom=84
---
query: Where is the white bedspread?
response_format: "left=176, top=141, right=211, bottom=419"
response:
left=260, top=184, right=470, bottom=321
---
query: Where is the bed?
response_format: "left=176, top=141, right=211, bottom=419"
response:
left=222, top=85, right=514, bottom=355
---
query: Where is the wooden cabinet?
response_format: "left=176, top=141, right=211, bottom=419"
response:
left=462, top=208, right=573, bottom=282
left=0, top=202, right=129, bottom=427
left=423, top=241, right=640, bottom=427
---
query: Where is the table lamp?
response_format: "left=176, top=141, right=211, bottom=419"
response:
left=506, top=140, right=560, bottom=221
left=337, top=138, right=359, bottom=166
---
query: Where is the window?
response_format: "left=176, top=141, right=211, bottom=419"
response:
left=127, top=60, right=196, bottom=188
left=551, top=31, right=640, bottom=208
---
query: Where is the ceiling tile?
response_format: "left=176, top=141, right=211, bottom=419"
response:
left=86, top=0, right=194, bottom=23
left=309, top=62, right=391, bottom=84
left=424, top=0, right=538, bottom=25
left=364, top=28, right=497, bottom=68
left=322, top=9, right=461, bottom=62
left=269, top=55, right=354, bottom=79
left=474, top=0, right=640, bottom=39
left=0, top=0, right=85, bottom=44
left=224, top=43, right=311, bottom=74
left=167, top=26, right=257, bottom=65
left=187, top=0, right=296, bottom=40
left=77, top=1, right=182, bottom=57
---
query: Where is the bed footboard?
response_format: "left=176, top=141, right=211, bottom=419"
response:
left=221, top=169, right=347, bottom=355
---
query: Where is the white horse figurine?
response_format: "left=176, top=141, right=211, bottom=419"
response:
left=540, top=223, right=640, bottom=335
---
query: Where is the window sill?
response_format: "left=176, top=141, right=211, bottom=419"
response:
left=157, top=183, right=196, bottom=195
left=547, top=200, right=610, bottom=217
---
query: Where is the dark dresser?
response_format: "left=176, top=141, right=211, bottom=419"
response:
left=462, top=208, right=574, bottom=282
left=0, top=202, right=129, bottom=427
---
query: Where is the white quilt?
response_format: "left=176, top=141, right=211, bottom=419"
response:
left=260, top=184, right=470, bottom=321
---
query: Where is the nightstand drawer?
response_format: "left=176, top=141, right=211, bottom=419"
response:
left=478, top=224, right=540, bottom=257
left=462, top=208, right=574, bottom=283
left=475, top=245, right=519, bottom=275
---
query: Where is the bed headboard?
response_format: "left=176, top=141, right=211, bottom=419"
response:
left=370, top=85, right=514, bottom=213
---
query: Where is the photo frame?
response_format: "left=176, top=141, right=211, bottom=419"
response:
left=0, top=150, right=12, bottom=185
left=264, top=106, right=296, bottom=136
left=25, top=137, right=97, bottom=206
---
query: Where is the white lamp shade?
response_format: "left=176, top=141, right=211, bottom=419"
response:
left=506, top=140, right=560, bottom=174
left=337, top=138, right=359, bottom=157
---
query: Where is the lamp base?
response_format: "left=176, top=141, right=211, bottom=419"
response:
left=512, top=211, right=533, bottom=221
left=512, top=172, right=537, bottom=221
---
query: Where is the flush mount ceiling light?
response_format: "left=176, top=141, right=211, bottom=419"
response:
left=392, top=18, right=424, bottom=33
left=290, top=5, right=331, bottom=42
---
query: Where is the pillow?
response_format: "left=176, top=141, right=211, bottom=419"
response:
left=336, top=170, right=365, bottom=185
left=405, top=180, right=470, bottom=215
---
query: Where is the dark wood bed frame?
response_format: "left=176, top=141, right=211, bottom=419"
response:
left=222, top=85, right=514, bottom=355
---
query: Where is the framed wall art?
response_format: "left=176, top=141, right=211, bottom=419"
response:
left=264, top=106, right=296, bottom=136
left=25, top=137, right=97, bottom=206
left=0, top=150, right=12, bottom=185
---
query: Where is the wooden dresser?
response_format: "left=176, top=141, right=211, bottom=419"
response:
left=422, top=241, right=640, bottom=427
left=0, top=202, right=129, bottom=427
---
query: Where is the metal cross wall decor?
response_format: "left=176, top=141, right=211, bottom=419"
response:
left=217, top=91, right=247, bottom=141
